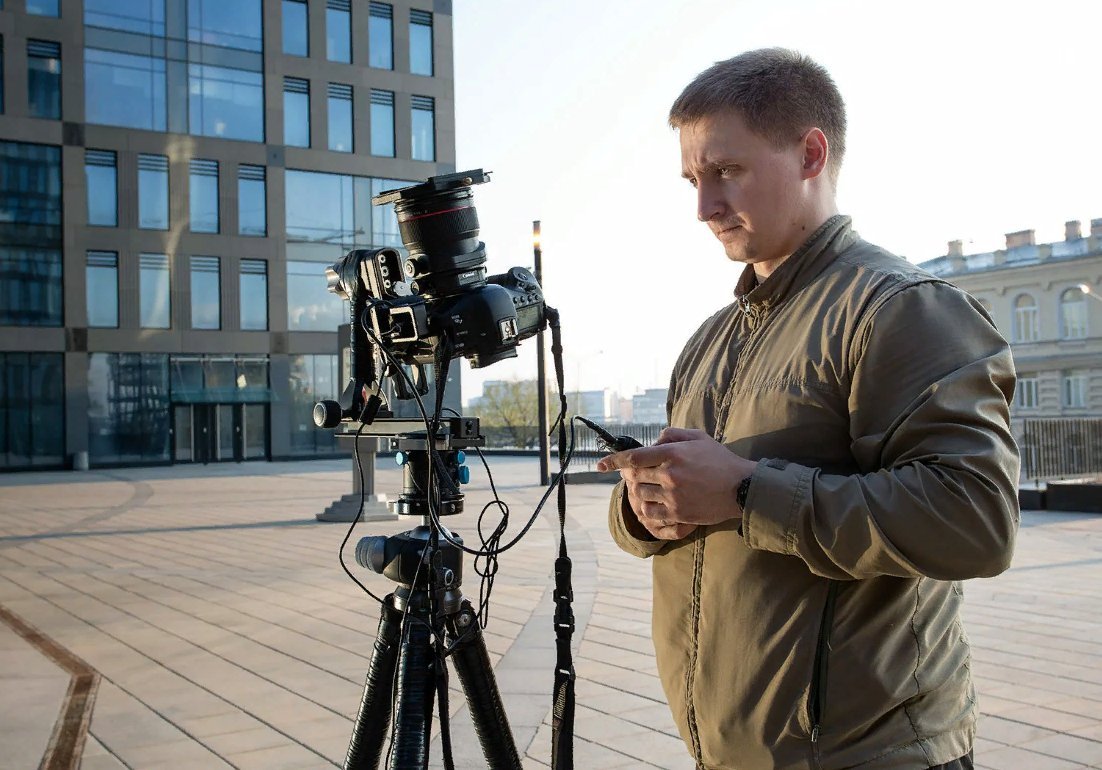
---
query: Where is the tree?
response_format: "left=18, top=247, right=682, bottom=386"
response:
left=473, top=378, right=549, bottom=448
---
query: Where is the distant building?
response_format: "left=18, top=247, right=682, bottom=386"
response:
left=918, top=218, right=1102, bottom=442
left=569, top=390, right=611, bottom=421
left=632, top=388, right=668, bottom=424
left=0, top=0, right=457, bottom=469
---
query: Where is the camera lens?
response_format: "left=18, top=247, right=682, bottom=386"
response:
left=393, top=186, right=487, bottom=297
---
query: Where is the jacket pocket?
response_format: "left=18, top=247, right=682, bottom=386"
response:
left=809, top=580, right=840, bottom=750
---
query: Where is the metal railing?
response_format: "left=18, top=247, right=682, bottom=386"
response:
left=1022, top=418, right=1102, bottom=481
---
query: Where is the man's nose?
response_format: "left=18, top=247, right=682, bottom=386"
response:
left=697, top=184, right=725, bottom=222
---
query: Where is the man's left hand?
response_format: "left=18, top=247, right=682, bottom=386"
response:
left=597, top=427, right=756, bottom=528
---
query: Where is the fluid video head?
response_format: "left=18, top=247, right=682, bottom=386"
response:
left=314, top=169, right=547, bottom=428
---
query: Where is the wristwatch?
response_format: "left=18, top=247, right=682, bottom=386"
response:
left=736, top=476, right=752, bottom=512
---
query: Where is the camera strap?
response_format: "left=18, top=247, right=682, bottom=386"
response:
left=547, top=310, right=576, bottom=770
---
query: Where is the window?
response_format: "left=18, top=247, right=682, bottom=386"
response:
left=1, top=37, right=5, bottom=113
left=187, top=0, right=263, bottom=52
left=238, top=165, right=267, bottom=236
left=88, top=353, right=170, bottom=464
left=326, top=0, right=351, bottom=63
left=328, top=83, right=353, bottom=152
left=287, top=260, right=345, bottom=331
left=85, top=150, right=117, bottom=227
left=140, top=253, right=171, bottom=328
left=0, top=141, right=62, bottom=327
left=285, top=170, right=411, bottom=251
left=410, top=9, right=433, bottom=76
left=27, top=41, right=61, bottom=120
left=1063, top=372, right=1088, bottom=408
left=289, top=354, right=339, bottom=454
left=1016, top=376, right=1038, bottom=409
left=138, top=154, right=170, bottom=230
left=85, top=49, right=167, bottom=131
left=1013, top=294, right=1039, bottom=343
left=284, top=77, right=310, bottom=147
left=1, top=352, right=65, bottom=469
left=370, top=90, right=394, bottom=157
left=369, top=3, right=393, bottom=69
left=240, top=260, right=268, bottom=330
left=1060, top=287, right=1088, bottom=339
left=86, top=252, right=119, bottom=328
left=189, top=159, right=219, bottom=233
left=27, top=0, right=59, bottom=17
left=411, top=95, right=435, bottom=161
left=283, top=0, right=308, bottom=56
left=188, top=64, right=264, bottom=142
left=85, top=0, right=166, bottom=36
left=189, top=256, right=220, bottom=329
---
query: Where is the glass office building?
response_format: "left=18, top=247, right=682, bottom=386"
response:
left=0, top=0, right=458, bottom=469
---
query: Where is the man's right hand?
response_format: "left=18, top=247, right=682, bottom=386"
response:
left=624, top=481, right=698, bottom=541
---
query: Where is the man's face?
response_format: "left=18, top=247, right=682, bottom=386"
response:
left=680, top=111, right=810, bottom=273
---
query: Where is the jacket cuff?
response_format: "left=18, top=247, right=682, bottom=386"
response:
left=607, top=481, right=667, bottom=559
left=742, top=459, right=813, bottom=556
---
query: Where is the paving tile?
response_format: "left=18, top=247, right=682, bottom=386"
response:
left=2, top=462, right=1102, bottom=770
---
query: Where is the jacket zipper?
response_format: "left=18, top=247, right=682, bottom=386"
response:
left=809, top=580, right=840, bottom=745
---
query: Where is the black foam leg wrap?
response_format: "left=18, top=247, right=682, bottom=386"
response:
left=390, top=618, right=436, bottom=770
left=447, top=603, right=523, bottom=770
left=345, top=600, right=403, bottom=770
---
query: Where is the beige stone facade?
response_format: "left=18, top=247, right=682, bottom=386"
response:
left=919, top=219, right=1102, bottom=443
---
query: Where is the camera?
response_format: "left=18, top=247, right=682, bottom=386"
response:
left=314, top=169, right=547, bottom=428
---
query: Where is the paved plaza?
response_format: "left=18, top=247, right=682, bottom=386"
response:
left=0, top=456, right=1100, bottom=769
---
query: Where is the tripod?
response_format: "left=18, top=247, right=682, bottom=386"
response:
left=342, top=422, right=522, bottom=770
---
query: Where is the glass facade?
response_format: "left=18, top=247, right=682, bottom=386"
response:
left=369, top=3, right=393, bottom=69
left=410, top=10, right=433, bottom=76
left=285, top=169, right=411, bottom=252
left=287, top=260, right=345, bottom=331
left=328, top=83, right=353, bottom=152
left=283, top=0, right=308, bottom=56
left=240, top=259, right=268, bottom=330
left=0, top=141, right=62, bottom=327
left=190, top=256, right=221, bottom=329
left=370, top=90, right=395, bottom=157
left=27, top=41, right=61, bottom=120
left=284, top=78, right=310, bottom=147
left=85, top=150, right=118, bottom=227
left=85, top=49, right=167, bottom=132
left=140, top=253, right=171, bottom=328
left=189, top=159, right=220, bottom=233
left=326, top=0, right=351, bottom=63
left=188, top=64, right=264, bottom=142
left=27, top=0, right=60, bottom=16
left=85, top=0, right=167, bottom=36
left=411, top=95, right=435, bottom=161
left=138, top=154, right=169, bottom=230
left=238, top=165, right=266, bottom=236
left=371, top=178, right=407, bottom=248
left=86, top=251, right=119, bottom=327
left=187, top=0, right=263, bottom=52
left=289, top=354, right=339, bottom=454
left=1, top=353, right=65, bottom=469
left=88, top=353, right=171, bottom=464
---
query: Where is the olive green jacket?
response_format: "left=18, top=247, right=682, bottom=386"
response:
left=609, top=216, right=1019, bottom=770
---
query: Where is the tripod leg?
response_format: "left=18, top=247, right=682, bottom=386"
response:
left=446, top=600, right=523, bottom=770
left=345, top=598, right=402, bottom=770
left=390, top=611, right=436, bottom=770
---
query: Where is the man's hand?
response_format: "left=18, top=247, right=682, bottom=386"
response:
left=597, top=427, right=756, bottom=540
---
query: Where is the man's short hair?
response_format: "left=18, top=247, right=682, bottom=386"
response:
left=669, top=48, right=847, bottom=184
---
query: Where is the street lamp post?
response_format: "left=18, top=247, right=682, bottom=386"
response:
left=534, top=221, right=551, bottom=486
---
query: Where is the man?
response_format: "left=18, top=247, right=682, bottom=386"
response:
left=598, top=48, right=1019, bottom=770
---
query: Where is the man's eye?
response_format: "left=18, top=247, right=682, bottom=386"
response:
left=718, top=166, right=737, bottom=178
left=686, top=177, right=698, bottom=189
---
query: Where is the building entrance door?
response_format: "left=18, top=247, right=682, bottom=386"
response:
left=173, top=403, right=269, bottom=463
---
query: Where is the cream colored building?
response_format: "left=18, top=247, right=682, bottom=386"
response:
left=919, top=219, right=1102, bottom=443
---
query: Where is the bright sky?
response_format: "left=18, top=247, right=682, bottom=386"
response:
left=451, top=0, right=1102, bottom=403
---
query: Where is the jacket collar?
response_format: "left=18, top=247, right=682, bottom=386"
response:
left=734, top=215, right=856, bottom=310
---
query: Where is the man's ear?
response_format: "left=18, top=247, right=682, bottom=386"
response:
left=801, top=128, right=829, bottom=180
